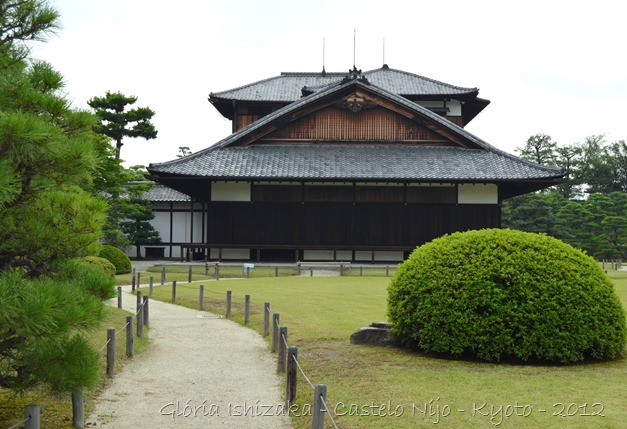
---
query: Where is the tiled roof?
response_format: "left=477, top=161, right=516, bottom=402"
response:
left=209, top=66, right=478, bottom=102
left=144, top=184, right=190, bottom=201
left=151, top=78, right=564, bottom=183
left=148, top=144, right=563, bottom=182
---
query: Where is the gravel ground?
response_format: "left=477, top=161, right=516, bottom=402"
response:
left=86, top=285, right=292, bottom=429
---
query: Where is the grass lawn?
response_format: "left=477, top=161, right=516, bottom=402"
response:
left=142, top=269, right=627, bottom=429
left=0, top=307, right=150, bottom=429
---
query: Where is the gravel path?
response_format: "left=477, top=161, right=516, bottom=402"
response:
left=86, top=285, right=292, bottom=429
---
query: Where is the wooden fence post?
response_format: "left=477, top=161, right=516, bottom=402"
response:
left=310, top=268, right=313, bottom=277
left=117, top=286, right=122, bottom=309
left=171, top=280, right=177, bottom=303
left=149, top=276, right=153, bottom=297
left=106, top=327, right=115, bottom=378
left=24, top=404, right=40, bottom=429
left=215, top=264, right=220, bottom=280
left=188, top=265, right=193, bottom=283
left=161, top=266, right=166, bottom=285
left=126, top=316, right=133, bottom=358
left=272, top=313, right=280, bottom=352
left=199, top=285, right=204, bottom=311
left=386, top=265, right=389, bottom=277
left=205, top=263, right=209, bottom=276
left=286, top=346, right=298, bottom=407
left=143, top=296, right=149, bottom=327
left=131, top=270, right=136, bottom=291
left=277, top=327, right=288, bottom=373
left=349, top=265, right=352, bottom=276
left=226, top=290, right=232, bottom=318
left=360, top=265, right=363, bottom=277
left=312, top=384, right=327, bottom=429
left=244, top=294, right=250, bottom=325
left=263, top=302, right=270, bottom=337
left=275, top=266, right=279, bottom=277
left=137, top=272, right=141, bottom=288
left=72, top=387, right=84, bottom=429
left=136, top=292, right=143, bottom=339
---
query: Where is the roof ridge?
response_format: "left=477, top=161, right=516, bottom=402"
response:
left=209, top=74, right=286, bottom=97
left=280, top=71, right=345, bottom=76
left=363, top=67, right=478, bottom=93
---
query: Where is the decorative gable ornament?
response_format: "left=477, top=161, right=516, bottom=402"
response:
left=336, top=92, right=377, bottom=113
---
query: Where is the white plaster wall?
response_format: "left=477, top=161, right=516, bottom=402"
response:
left=151, top=212, right=171, bottom=242
left=418, top=100, right=461, bottom=116
left=303, top=250, right=335, bottom=261
left=210, top=248, right=251, bottom=260
left=192, top=211, right=204, bottom=242
left=335, top=251, right=352, bottom=261
left=354, top=251, right=373, bottom=261
left=211, top=182, right=251, bottom=201
left=374, top=251, right=404, bottom=262
left=458, top=184, right=498, bottom=204
left=172, top=212, right=190, bottom=242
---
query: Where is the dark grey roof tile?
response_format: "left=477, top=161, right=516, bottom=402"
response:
left=149, top=145, right=563, bottom=182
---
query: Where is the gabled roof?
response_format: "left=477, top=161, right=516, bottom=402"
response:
left=144, top=184, right=190, bottom=202
left=150, top=75, right=565, bottom=198
left=209, top=65, right=479, bottom=103
left=208, top=65, right=489, bottom=123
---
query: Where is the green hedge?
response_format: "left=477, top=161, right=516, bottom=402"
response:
left=77, top=256, right=116, bottom=277
left=387, top=229, right=627, bottom=364
left=99, top=245, right=132, bottom=275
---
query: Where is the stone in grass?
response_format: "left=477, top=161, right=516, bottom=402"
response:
left=350, top=322, right=398, bottom=347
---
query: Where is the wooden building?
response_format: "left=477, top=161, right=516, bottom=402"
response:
left=146, top=66, right=565, bottom=262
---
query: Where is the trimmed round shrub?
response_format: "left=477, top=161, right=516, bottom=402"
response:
left=77, top=256, right=117, bottom=277
left=387, top=229, right=626, bottom=364
left=99, top=245, right=132, bottom=275
left=54, top=259, right=116, bottom=300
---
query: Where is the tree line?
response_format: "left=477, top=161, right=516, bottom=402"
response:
left=503, top=134, right=627, bottom=259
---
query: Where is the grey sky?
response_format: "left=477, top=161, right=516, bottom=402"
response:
left=33, top=0, right=627, bottom=167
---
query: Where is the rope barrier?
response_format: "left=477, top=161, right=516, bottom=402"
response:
left=99, top=337, right=111, bottom=352
left=292, top=353, right=315, bottom=390
left=320, top=394, right=340, bottom=429
left=116, top=321, right=130, bottom=335
left=6, top=415, right=31, bottom=429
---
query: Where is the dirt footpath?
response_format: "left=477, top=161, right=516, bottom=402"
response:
left=87, top=286, right=292, bottom=428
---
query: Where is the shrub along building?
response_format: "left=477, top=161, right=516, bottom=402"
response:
left=146, top=65, right=565, bottom=262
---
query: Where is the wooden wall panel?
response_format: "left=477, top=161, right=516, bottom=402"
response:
left=206, top=202, right=501, bottom=253
left=266, top=106, right=443, bottom=142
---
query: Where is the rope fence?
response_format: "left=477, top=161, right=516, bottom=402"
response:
left=138, top=273, right=344, bottom=428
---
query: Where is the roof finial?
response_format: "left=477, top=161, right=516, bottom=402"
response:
left=322, top=37, right=326, bottom=76
left=353, top=28, right=356, bottom=69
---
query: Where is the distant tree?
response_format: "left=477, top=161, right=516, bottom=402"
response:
left=178, top=146, right=191, bottom=157
left=556, top=193, right=627, bottom=258
left=554, top=143, right=582, bottom=198
left=87, top=91, right=157, bottom=159
left=501, top=192, right=563, bottom=236
left=606, top=140, right=627, bottom=193
left=118, top=167, right=161, bottom=258
left=517, top=133, right=557, bottom=165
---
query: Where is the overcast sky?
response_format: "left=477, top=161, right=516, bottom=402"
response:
left=32, top=0, right=627, bottom=167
